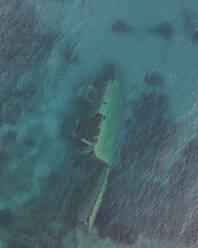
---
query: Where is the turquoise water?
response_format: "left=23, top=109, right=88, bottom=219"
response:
left=1, top=0, right=198, bottom=247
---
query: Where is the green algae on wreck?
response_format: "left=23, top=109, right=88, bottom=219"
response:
left=70, top=69, right=122, bottom=163
left=94, top=78, right=122, bottom=165
left=59, top=66, right=123, bottom=231
left=87, top=76, right=122, bottom=230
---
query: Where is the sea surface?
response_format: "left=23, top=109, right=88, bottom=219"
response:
left=0, top=0, right=198, bottom=247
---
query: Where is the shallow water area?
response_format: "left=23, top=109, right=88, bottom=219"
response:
left=0, top=0, right=198, bottom=247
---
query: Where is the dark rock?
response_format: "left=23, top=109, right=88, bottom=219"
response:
left=93, top=63, right=116, bottom=85
left=111, top=19, right=132, bottom=34
left=148, top=22, right=173, bottom=40
left=101, top=63, right=115, bottom=81
left=144, top=71, right=164, bottom=87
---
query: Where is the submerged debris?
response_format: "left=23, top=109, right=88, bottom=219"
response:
left=111, top=19, right=132, bottom=34
left=148, top=22, right=173, bottom=40
left=144, top=70, right=164, bottom=87
left=99, top=63, right=115, bottom=82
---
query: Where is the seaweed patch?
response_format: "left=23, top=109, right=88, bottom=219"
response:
left=148, top=22, right=173, bottom=41
left=111, top=19, right=132, bottom=34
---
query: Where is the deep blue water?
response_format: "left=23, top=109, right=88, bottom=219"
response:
left=0, top=0, right=198, bottom=247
